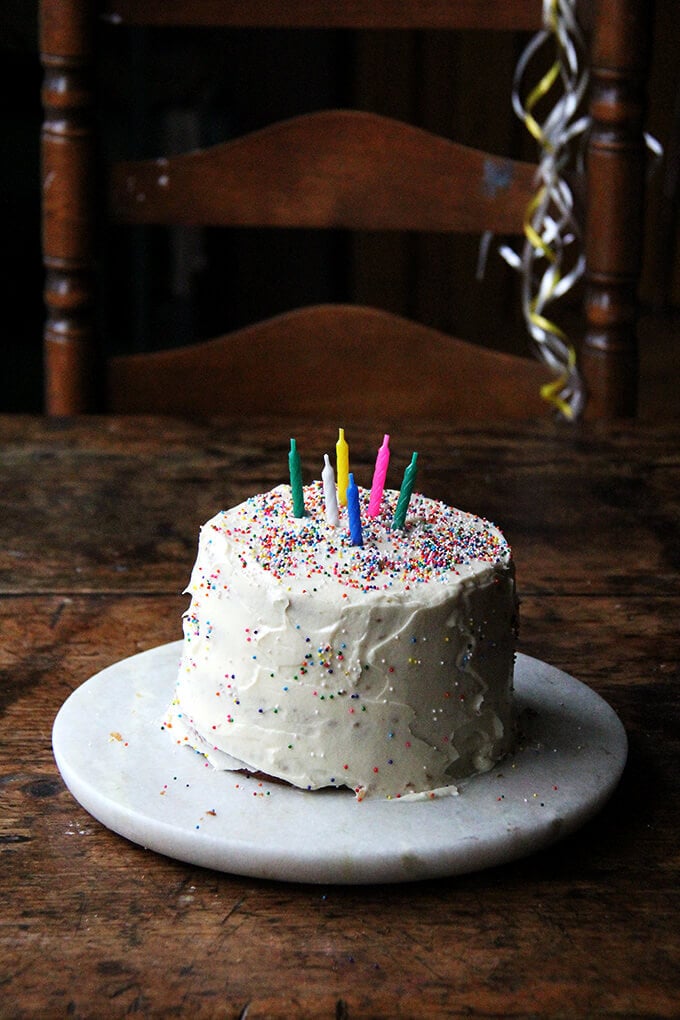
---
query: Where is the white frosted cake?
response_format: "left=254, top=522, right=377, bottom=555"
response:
left=164, top=482, right=517, bottom=800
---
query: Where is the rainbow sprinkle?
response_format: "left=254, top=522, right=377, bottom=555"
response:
left=204, top=482, right=510, bottom=595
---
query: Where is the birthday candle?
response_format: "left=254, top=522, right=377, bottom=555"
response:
left=288, top=438, right=305, bottom=517
left=322, top=454, right=339, bottom=526
left=347, top=472, right=363, bottom=547
left=336, top=427, right=349, bottom=506
left=392, top=452, right=418, bottom=530
left=367, top=433, right=390, bottom=517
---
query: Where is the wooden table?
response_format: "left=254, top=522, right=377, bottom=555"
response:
left=1, top=415, right=678, bottom=1018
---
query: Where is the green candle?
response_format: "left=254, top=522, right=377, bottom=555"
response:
left=392, top=452, right=418, bottom=530
left=288, top=438, right=305, bottom=517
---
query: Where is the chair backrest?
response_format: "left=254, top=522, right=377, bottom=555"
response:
left=39, top=0, right=654, bottom=420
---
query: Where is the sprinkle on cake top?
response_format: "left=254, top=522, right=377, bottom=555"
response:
left=204, top=482, right=510, bottom=594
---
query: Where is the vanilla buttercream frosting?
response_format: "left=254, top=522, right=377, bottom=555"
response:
left=164, top=482, right=517, bottom=799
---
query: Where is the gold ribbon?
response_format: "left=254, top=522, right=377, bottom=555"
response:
left=539, top=344, right=577, bottom=420
left=505, top=0, right=589, bottom=419
left=524, top=62, right=561, bottom=150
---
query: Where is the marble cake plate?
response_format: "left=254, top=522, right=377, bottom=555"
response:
left=52, top=643, right=627, bottom=885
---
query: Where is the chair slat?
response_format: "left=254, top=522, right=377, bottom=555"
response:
left=108, top=304, right=550, bottom=420
left=102, top=0, right=544, bottom=31
left=111, top=111, right=537, bottom=234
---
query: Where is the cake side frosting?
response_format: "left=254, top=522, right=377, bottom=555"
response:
left=164, top=482, right=517, bottom=800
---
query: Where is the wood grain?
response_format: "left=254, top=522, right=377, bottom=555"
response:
left=1, top=417, right=678, bottom=1017
left=2, top=417, right=677, bottom=596
left=101, top=0, right=544, bottom=30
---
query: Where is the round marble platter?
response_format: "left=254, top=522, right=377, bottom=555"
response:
left=52, top=643, right=627, bottom=885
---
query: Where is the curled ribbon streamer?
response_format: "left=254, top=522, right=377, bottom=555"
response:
left=502, top=0, right=589, bottom=419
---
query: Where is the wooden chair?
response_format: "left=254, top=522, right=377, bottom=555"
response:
left=39, top=1, right=654, bottom=420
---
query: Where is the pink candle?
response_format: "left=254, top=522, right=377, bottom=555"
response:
left=367, top=434, right=390, bottom=517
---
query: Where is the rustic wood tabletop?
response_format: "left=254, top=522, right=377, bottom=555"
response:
left=1, top=415, right=678, bottom=1018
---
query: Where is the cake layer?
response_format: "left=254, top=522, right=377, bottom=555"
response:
left=165, top=482, right=517, bottom=799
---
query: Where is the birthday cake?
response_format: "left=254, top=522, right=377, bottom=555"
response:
left=164, top=448, right=517, bottom=800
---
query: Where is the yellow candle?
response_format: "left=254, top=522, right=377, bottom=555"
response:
left=336, top=427, right=349, bottom=506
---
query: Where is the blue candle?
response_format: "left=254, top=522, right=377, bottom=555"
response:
left=347, top=472, right=363, bottom=547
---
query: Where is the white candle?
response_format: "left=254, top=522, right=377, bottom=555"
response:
left=322, top=454, right=339, bottom=526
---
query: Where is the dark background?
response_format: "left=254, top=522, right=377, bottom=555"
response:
left=3, top=2, right=678, bottom=413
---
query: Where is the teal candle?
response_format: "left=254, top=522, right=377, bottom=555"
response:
left=288, top=438, right=305, bottom=517
left=347, top=473, right=363, bottom=546
left=392, top=452, right=418, bottom=530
